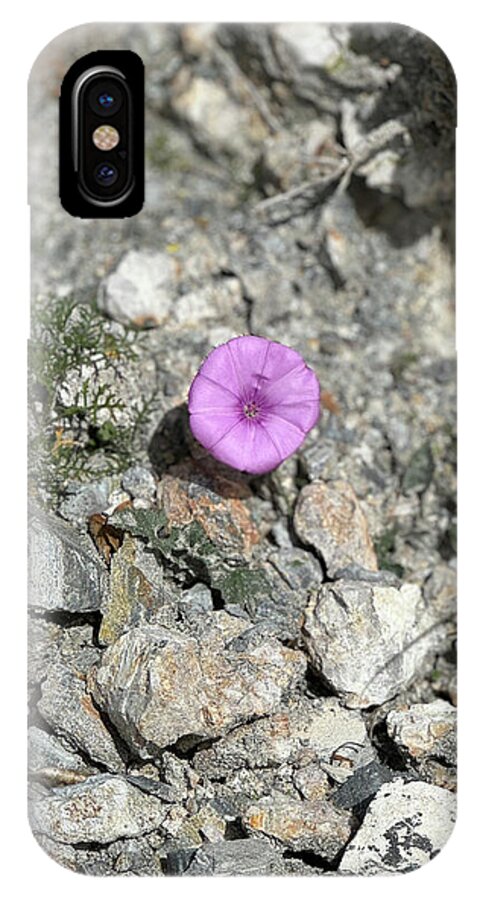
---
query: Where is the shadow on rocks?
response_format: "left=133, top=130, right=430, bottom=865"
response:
left=148, top=402, right=258, bottom=499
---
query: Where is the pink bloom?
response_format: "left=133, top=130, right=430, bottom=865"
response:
left=188, top=336, right=321, bottom=474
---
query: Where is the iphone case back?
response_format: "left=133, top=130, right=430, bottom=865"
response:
left=28, top=22, right=457, bottom=876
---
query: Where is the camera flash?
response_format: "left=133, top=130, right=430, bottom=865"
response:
left=92, top=125, right=120, bottom=151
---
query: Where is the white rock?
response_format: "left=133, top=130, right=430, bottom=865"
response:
left=194, top=697, right=368, bottom=777
left=97, top=250, right=175, bottom=327
left=29, top=510, right=107, bottom=612
left=275, top=24, right=348, bottom=69
left=303, top=579, right=449, bottom=707
left=171, top=77, right=258, bottom=156
left=339, top=779, right=456, bottom=874
left=244, top=791, right=353, bottom=860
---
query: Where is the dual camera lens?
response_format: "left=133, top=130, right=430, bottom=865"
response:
left=89, top=80, right=122, bottom=186
left=76, top=72, right=130, bottom=200
left=61, top=53, right=144, bottom=216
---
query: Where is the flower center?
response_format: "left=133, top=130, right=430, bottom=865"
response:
left=243, top=401, right=259, bottom=419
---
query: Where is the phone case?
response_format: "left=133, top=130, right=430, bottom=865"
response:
left=28, top=22, right=457, bottom=876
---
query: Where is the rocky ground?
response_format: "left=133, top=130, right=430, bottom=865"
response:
left=28, top=23, right=456, bottom=876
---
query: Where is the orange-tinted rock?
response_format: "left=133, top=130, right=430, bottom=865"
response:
left=294, top=479, right=377, bottom=576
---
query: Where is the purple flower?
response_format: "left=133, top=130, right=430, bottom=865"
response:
left=188, top=335, right=321, bottom=475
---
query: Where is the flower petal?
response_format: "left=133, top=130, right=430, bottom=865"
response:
left=194, top=341, right=248, bottom=400
left=260, top=363, right=320, bottom=431
left=188, top=371, right=239, bottom=414
left=189, top=409, right=243, bottom=452
left=208, top=417, right=283, bottom=474
left=225, top=335, right=272, bottom=398
left=261, top=410, right=311, bottom=461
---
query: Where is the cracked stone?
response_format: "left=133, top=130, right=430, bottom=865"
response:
left=339, top=779, right=456, bottom=874
left=30, top=774, right=167, bottom=845
left=99, top=532, right=179, bottom=645
left=114, top=466, right=260, bottom=590
left=243, top=792, right=353, bottom=860
left=38, top=662, right=125, bottom=772
left=303, top=579, right=450, bottom=707
left=185, top=838, right=284, bottom=876
left=91, top=612, right=306, bottom=757
left=158, top=467, right=260, bottom=562
left=293, top=480, right=377, bottom=577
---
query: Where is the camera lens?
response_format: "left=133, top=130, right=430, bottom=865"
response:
left=98, top=91, right=115, bottom=110
left=94, top=162, right=119, bottom=187
left=87, top=79, right=123, bottom=117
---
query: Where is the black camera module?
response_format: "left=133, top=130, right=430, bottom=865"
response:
left=60, top=51, right=144, bottom=217
left=87, top=79, right=124, bottom=117
left=94, top=162, right=119, bottom=187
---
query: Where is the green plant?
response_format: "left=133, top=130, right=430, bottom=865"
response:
left=29, top=297, right=158, bottom=505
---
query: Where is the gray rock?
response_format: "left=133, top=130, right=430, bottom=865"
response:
left=58, top=479, right=111, bottom=523
left=28, top=727, right=97, bottom=784
left=170, top=75, right=267, bottom=160
left=92, top=612, right=306, bottom=756
left=97, top=250, right=175, bottom=327
left=185, top=838, right=283, bottom=876
left=28, top=621, right=98, bottom=697
left=30, top=774, right=167, bottom=845
left=293, top=765, right=330, bottom=802
left=34, top=830, right=166, bottom=876
left=303, top=579, right=450, bottom=707
left=243, top=792, right=353, bottom=860
left=28, top=510, right=107, bottom=613
left=122, top=465, right=157, bottom=500
left=38, top=663, right=124, bottom=772
left=332, top=760, right=397, bottom=809
left=386, top=700, right=456, bottom=766
left=252, top=546, right=323, bottom=638
left=179, top=583, right=214, bottom=623
left=339, top=779, right=456, bottom=874
left=293, top=480, right=377, bottom=577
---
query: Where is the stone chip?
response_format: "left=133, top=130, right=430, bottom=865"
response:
left=386, top=700, right=456, bottom=765
left=38, top=663, right=125, bottom=772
